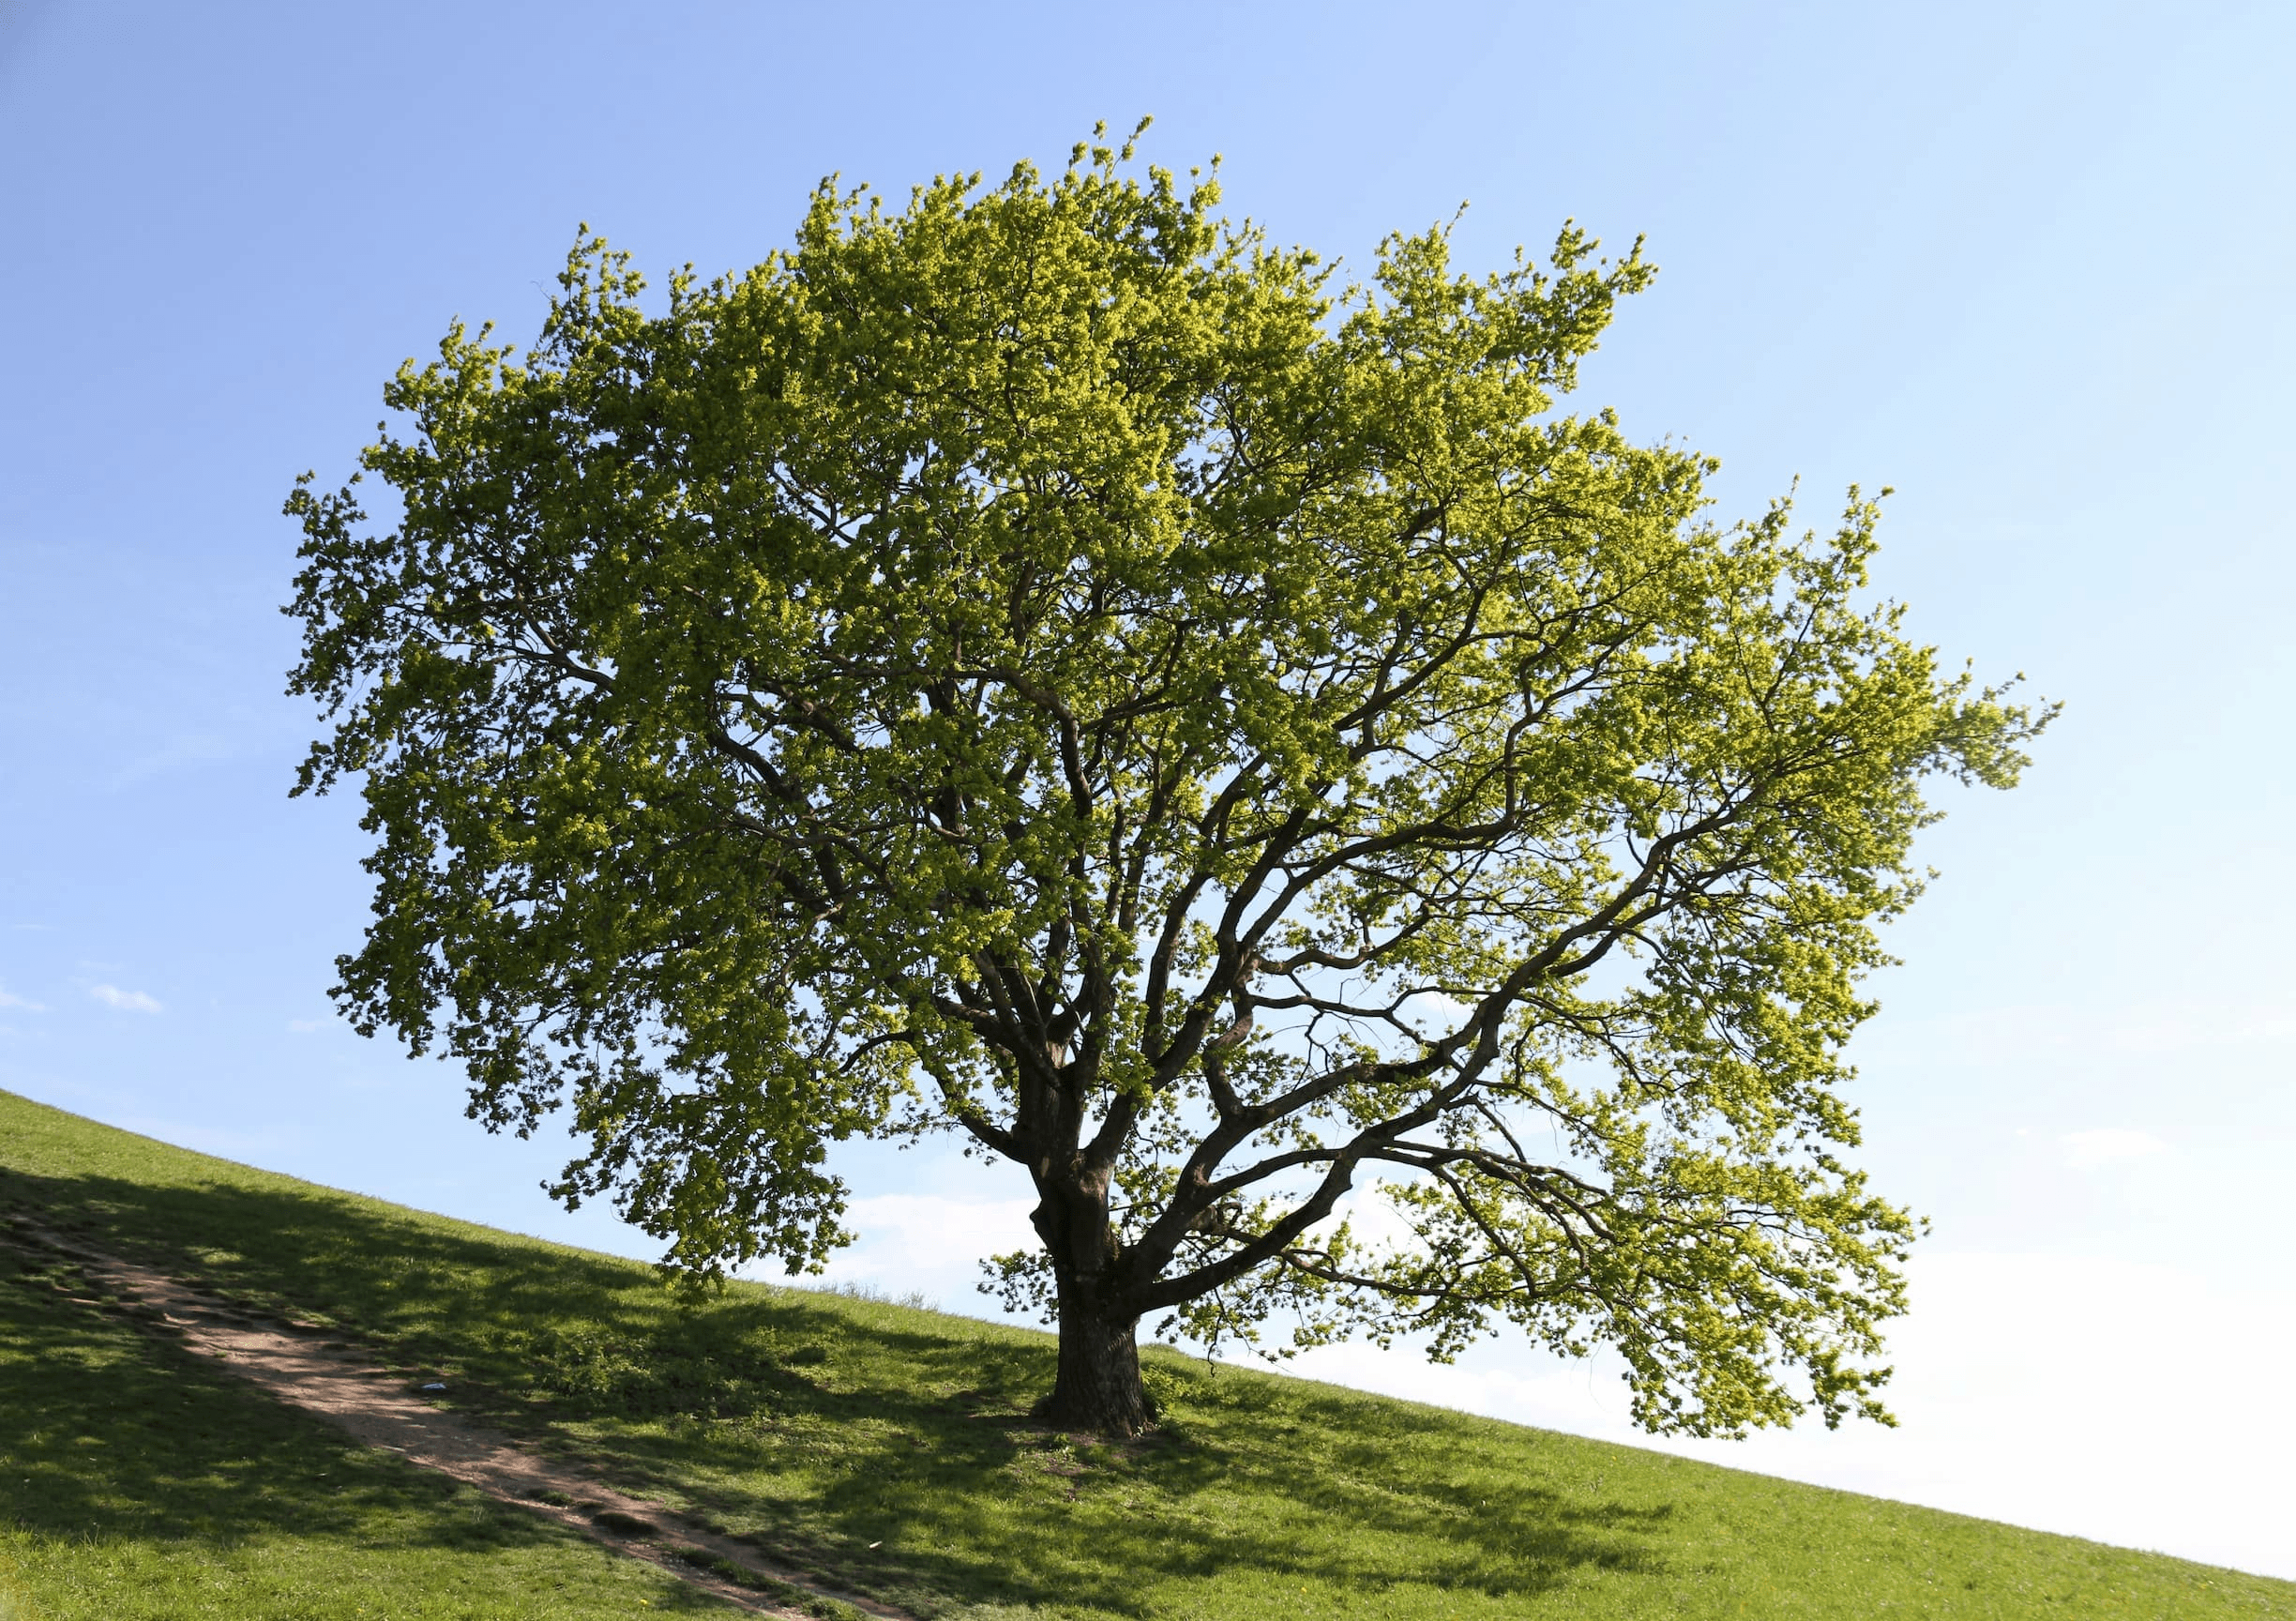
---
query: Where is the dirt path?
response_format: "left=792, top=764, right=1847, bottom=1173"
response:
left=4, top=1217, right=914, bottom=1620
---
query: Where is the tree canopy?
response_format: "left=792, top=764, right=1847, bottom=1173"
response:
left=286, top=128, right=2047, bottom=1436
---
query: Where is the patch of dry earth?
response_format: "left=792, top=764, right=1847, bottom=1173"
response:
left=2, top=1217, right=914, bottom=1620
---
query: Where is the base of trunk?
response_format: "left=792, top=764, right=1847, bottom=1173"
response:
left=1036, top=1310, right=1156, bottom=1436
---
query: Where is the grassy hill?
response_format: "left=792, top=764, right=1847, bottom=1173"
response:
left=0, top=1089, right=2285, bottom=1620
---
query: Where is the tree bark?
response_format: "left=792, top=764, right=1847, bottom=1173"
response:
left=1029, top=1173, right=1156, bottom=1435
left=1039, top=1295, right=1155, bottom=1435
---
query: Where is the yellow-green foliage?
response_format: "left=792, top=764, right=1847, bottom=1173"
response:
left=283, top=129, right=2051, bottom=1437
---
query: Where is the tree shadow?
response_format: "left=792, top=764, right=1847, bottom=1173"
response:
left=0, top=1159, right=1682, bottom=1616
left=0, top=1250, right=723, bottom=1613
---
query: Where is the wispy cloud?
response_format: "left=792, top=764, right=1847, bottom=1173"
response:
left=0, top=986, right=43, bottom=1011
left=286, top=1018, right=325, bottom=1033
left=2062, top=1127, right=2167, bottom=1168
left=88, top=983, right=162, bottom=1014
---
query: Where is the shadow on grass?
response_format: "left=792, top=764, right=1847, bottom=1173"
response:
left=0, top=1160, right=1673, bottom=1616
left=0, top=1256, right=720, bottom=1618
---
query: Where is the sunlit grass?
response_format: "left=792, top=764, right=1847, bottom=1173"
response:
left=1, top=1088, right=2286, bottom=1619
left=0, top=1254, right=727, bottom=1617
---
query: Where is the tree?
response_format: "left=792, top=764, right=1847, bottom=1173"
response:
left=285, top=127, right=2047, bottom=1438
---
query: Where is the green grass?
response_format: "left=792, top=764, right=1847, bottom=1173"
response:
left=0, top=1241, right=729, bottom=1616
left=0, top=1089, right=2286, bottom=1621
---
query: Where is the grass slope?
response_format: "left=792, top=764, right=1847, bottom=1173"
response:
left=0, top=1255, right=724, bottom=1620
left=0, top=1089, right=2285, bottom=1621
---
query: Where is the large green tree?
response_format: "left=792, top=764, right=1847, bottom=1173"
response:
left=286, top=129, right=2046, bottom=1436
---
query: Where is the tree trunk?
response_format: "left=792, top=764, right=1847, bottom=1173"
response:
left=1029, top=1174, right=1156, bottom=1435
left=1038, top=1296, right=1156, bottom=1435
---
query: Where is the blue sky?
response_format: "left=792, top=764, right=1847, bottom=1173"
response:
left=2, top=0, right=2290, bottom=1580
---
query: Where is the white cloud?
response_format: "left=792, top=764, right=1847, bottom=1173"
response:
left=806, top=1191, right=1038, bottom=1305
left=87, top=983, right=162, bottom=1014
left=2061, top=1127, right=2168, bottom=1168
left=286, top=1018, right=325, bottom=1033
left=0, top=986, right=43, bottom=1011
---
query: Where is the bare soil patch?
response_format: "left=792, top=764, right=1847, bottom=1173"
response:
left=2, top=1217, right=913, bottom=1619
